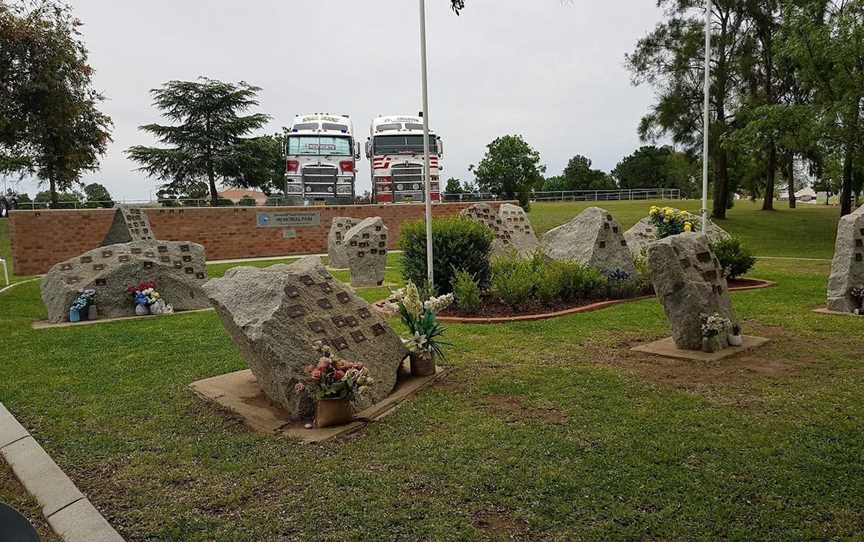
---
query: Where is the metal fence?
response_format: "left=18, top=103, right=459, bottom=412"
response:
left=442, top=188, right=681, bottom=203
left=11, top=188, right=681, bottom=209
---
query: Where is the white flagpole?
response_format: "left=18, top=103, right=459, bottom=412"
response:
left=701, top=0, right=712, bottom=233
left=419, top=0, right=434, bottom=287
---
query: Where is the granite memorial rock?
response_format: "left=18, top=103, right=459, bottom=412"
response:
left=542, top=207, right=636, bottom=276
left=460, top=203, right=514, bottom=257
left=102, top=206, right=155, bottom=246
left=344, top=217, right=388, bottom=287
left=327, top=217, right=360, bottom=269
left=498, top=203, right=540, bottom=257
left=646, top=232, right=737, bottom=350
left=203, top=256, right=408, bottom=420
left=41, top=241, right=209, bottom=323
left=827, top=204, right=864, bottom=313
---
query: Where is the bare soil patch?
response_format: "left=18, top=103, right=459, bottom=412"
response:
left=472, top=507, right=532, bottom=541
left=483, top=395, right=568, bottom=425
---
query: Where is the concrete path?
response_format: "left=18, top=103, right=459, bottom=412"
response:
left=0, top=403, right=124, bottom=542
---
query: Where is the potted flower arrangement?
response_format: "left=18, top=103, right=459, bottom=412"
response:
left=388, top=282, right=453, bottom=377
left=700, top=313, right=731, bottom=353
left=648, top=206, right=701, bottom=239
left=126, top=281, right=169, bottom=316
left=68, top=289, right=96, bottom=322
left=728, top=323, right=744, bottom=347
left=850, top=286, right=864, bottom=316
left=296, top=341, right=373, bottom=428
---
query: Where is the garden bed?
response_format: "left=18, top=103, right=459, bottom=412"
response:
left=436, top=277, right=775, bottom=324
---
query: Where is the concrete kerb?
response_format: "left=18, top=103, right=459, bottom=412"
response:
left=0, top=402, right=124, bottom=542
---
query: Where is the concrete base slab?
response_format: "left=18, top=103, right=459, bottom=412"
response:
left=32, top=307, right=214, bottom=330
left=631, top=335, right=770, bottom=361
left=191, top=362, right=450, bottom=444
left=813, top=307, right=863, bottom=318
left=47, top=499, right=124, bottom=542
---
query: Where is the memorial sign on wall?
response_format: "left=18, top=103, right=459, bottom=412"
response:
left=256, top=212, right=321, bottom=228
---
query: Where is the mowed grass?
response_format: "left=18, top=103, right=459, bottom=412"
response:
left=1, top=202, right=862, bottom=541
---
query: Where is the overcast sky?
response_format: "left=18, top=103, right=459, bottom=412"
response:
left=10, top=0, right=665, bottom=201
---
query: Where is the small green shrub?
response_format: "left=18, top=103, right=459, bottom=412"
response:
left=238, top=196, right=257, bottom=207
left=490, top=255, right=536, bottom=310
left=400, top=217, right=494, bottom=294
left=711, top=237, right=756, bottom=280
left=551, top=260, right=605, bottom=301
left=451, top=270, right=482, bottom=314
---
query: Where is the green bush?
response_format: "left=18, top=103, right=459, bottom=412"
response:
left=451, top=270, right=482, bottom=314
left=711, top=237, right=756, bottom=280
left=490, top=255, right=536, bottom=310
left=556, top=261, right=606, bottom=301
left=238, top=196, right=257, bottom=207
left=400, top=217, right=494, bottom=294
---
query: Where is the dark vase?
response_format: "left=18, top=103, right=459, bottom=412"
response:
left=314, top=398, right=353, bottom=428
left=411, top=351, right=436, bottom=377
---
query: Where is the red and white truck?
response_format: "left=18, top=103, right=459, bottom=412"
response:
left=366, top=115, right=443, bottom=203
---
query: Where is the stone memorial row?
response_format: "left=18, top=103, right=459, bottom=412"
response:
left=327, top=217, right=360, bottom=269
left=344, top=217, right=389, bottom=287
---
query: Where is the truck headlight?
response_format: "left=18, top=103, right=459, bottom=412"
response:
left=286, top=184, right=303, bottom=194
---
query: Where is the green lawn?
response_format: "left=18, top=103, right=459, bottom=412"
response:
left=2, top=202, right=862, bottom=541
left=528, top=199, right=842, bottom=259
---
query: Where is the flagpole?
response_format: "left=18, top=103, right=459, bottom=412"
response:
left=701, top=0, right=712, bottom=233
left=419, top=0, right=434, bottom=287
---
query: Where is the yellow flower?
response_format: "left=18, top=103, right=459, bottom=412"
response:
left=684, top=222, right=692, bottom=232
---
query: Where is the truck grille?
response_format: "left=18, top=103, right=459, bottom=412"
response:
left=302, top=165, right=338, bottom=193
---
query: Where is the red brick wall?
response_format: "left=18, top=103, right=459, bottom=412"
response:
left=10, top=202, right=505, bottom=275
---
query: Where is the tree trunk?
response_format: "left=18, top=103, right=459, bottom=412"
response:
left=712, top=147, right=729, bottom=219
left=49, top=178, right=58, bottom=208
left=762, top=143, right=776, bottom=210
left=841, top=142, right=854, bottom=216
left=786, top=156, right=796, bottom=209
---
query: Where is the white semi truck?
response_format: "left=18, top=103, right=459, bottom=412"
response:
left=284, top=114, right=360, bottom=206
left=366, top=115, right=443, bottom=204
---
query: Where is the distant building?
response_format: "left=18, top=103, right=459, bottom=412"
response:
left=779, top=186, right=819, bottom=203
left=218, top=189, right=268, bottom=206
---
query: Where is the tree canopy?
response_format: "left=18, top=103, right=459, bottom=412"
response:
left=126, top=78, right=271, bottom=205
left=613, top=146, right=699, bottom=195
left=0, top=0, right=112, bottom=205
left=470, top=135, right=545, bottom=209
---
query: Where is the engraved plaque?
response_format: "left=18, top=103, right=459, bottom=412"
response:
left=371, top=323, right=387, bottom=337
left=350, top=330, right=367, bottom=344
left=319, top=282, right=333, bottom=293
left=287, top=305, right=306, bottom=318
left=196, top=272, right=205, bottom=279
left=333, top=336, right=349, bottom=351
left=158, top=245, right=168, bottom=253
left=285, top=286, right=300, bottom=298
left=332, top=315, right=347, bottom=328
left=131, top=248, right=142, bottom=255
left=80, top=256, right=93, bottom=264
left=357, top=308, right=371, bottom=319
left=184, top=266, right=194, bottom=274
left=144, top=262, right=154, bottom=269
left=102, top=250, right=113, bottom=258
left=300, top=275, right=315, bottom=286
left=183, top=255, right=192, bottom=262
left=95, top=278, right=107, bottom=287
left=336, top=292, right=351, bottom=304
left=317, top=298, right=333, bottom=310
left=308, top=321, right=326, bottom=334
left=180, top=245, right=190, bottom=252
left=93, top=264, right=106, bottom=271
left=60, top=263, right=73, bottom=271
left=160, top=256, right=171, bottom=263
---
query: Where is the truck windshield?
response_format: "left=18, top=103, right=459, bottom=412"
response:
left=374, top=135, right=438, bottom=155
left=287, top=136, right=352, bottom=156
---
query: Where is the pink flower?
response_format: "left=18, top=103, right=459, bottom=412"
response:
left=294, top=383, right=305, bottom=394
left=334, top=370, right=345, bottom=380
left=311, top=368, right=322, bottom=380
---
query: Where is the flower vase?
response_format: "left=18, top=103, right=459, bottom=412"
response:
left=702, top=335, right=722, bottom=353
left=314, top=398, right=353, bottom=428
left=87, top=304, right=98, bottom=321
left=411, top=351, right=436, bottom=377
left=728, top=334, right=743, bottom=347
left=68, top=309, right=81, bottom=323
left=135, top=304, right=150, bottom=316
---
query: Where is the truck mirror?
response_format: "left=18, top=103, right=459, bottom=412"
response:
left=438, top=138, right=444, bottom=157
left=364, top=140, right=372, bottom=159
left=355, top=141, right=361, bottom=160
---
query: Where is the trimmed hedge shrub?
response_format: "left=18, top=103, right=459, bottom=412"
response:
left=711, top=237, right=756, bottom=280
left=489, top=252, right=608, bottom=309
left=490, top=256, right=536, bottom=310
left=400, top=217, right=494, bottom=294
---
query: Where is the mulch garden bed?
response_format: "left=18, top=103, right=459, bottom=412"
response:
left=434, top=277, right=775, bottom=324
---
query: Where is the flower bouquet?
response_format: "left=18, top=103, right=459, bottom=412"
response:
left=126, top=281, right=171, bottom=316
left=296, top=341, right=373, bottom=428
left=648, top=206, right=701, bottom=239
left=68, top=289, right=96, bottom=322
left=700, top=313, right=732, bottom=353
left=388, top=281, right=453, bottom=376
